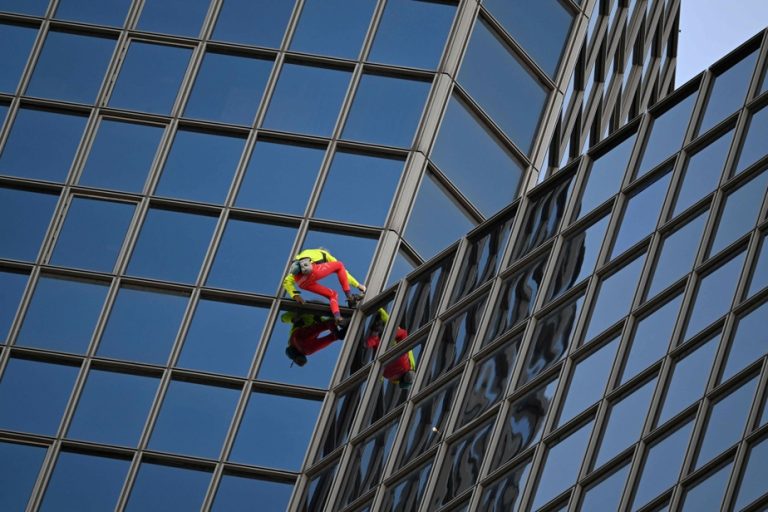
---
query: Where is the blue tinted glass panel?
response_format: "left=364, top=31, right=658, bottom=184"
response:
left=54, top=0, right=131, bottom=26
left=0, top=269, right=27, bottom=341
left=51, top=197, right=134, bottom=272
left=212, top=475, right=294, bottom=512
left=369, top=0, right=455, bottom=69
left=0, top=107, right=87, bottom=182
left=126, top=462, right=210, bottom=511
left=0, top=103, right=6, bottom=126
left=97, top=287, right=188, bottom=365
left=127, top=208, right=217, bottom=283
left=149, top=380, right=239, bottom=458
left=178, top=299, right=268, bottom=376
left=576, top=133, right=637, bottom=219
left=0, top=22, right=37, bottom=93
left=580, top=463, right=630, bottom=511
left=263, top=63, right=351, bottom=137
left=387, top=247, right=415, bottom=287
left=40, top=452, right=129, bottom=512
left=17, top=276, right=107, bottom=354
left=699, top=50, right=759, bottom=136
left=290, top=0, right=375, bottom=59
left=230, top=392, right=321, bottom=470
left=685, top=249, right=746, bottom=340
left=596, top=378, right=657, bottom=468
left=681, top=462, right=732, bottom=512
left=0, top=0, right=47, bottom=16
left=137, top=0, right=209, bottom=37
left=0, top=358, right=78, bottom=435
left=26, top=31, right=115, bottom=103
left=0, top=186, right=57, bottom=261
left=612, top=170, right=671, bottom=258
left=207, top=220, right=296, bottom=294
left=405, top=173, right=475, bottom=260
left=212, top=0, right=293, bottom=48
left=184, top=52, right=272, bottom=125
left=674, top=129, right=733, bottom=216
left=236, top=140, right=324, bottom=216
left=68, top=369, right=158, bottom=446
left=480, top=459, right=531, bottom=511
left=748, top=234, right=768, bottom=297
left=459, top=19, right=548, bottom=154
left=636, top=92, right=696, bottom=178
left=483, top=0, right=573, bottom=77
left=155, top=129, right=244, bottom=204
left=0, top=441, right=45, bottom=511
left=431, top=95, right=525, bottom=216
left=343, top=74, right=429, bottom=148
left=736, top=104, right=768, bottom=175
left=108, top=41, right=192, bottom=115
left=622, top=293, right=683, bottom=384
left=315, top=152, right=403, bottom=226
left=710, top=171, right=768, bottom=256
left=658, top=335, right=718, bottom=425
left=722, top=300, right=768, bottom=383
left=735, top=436, right=768, bottom=511
left=301, top=230, right=377, bottom=296
left=648, top=210, right=708, bottom=298
left=79, top=119, right=163, bottom=193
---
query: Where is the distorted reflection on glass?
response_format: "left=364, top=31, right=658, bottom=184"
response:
left=479, top=458, right=532, bottom=511
left=395, top=255, right=453, bottom=333
left=381, top=460, right=433, bottom=512
left=365, top=338, right=424, bottom=427
left=339, top=419, right=399, bottom=507
left=343, top=294, right=395, bottom=378
left=316, top=377, right=367, bottom=462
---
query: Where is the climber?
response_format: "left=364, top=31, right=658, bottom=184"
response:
left=283, top=311, right=348, bottom=367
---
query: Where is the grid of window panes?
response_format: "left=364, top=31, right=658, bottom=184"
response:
left=300, top=34, right=768, bottom=512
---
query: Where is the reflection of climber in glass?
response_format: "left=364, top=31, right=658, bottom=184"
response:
left=283, top=311, right=347, bottom=367
left=283, top=248, right=366, bottom=323
left=366, top=308, right=416, bottom=389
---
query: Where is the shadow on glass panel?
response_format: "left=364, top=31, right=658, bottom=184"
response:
left=0, top=440, right=47, bottom=511
left=478, top=458, right=532, bottom=512
left=212, top=472, right=294, bottom=512
left=381, top=460, right=433, bottom=512
left=316, top=377, right=367, bottom=463
left=395, top=255, right=453, bottom=334
left=301, top=460, right=339, bottom=512
left=125, top=460, right=211, bottom=511
left=343, top=293, right=396, bottom=378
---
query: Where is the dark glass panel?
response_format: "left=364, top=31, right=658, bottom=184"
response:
left=0, top=357, right=78, bottom=435
left=365, top=339, right=425, bottom=426
left=26, top=30, right=115, bottom=104
left=611, top=170, right=671, bottom=258
left=79, top=119, right=163, bottom=193
left=647, top=210, right=708, bottom=299
left=734, top=436, right=768, bottom=511
left=722, top=300, right=768, bottom=384
left=230, top=391, right=321, bottom=470
left=17, top=276, right=108, bottom=354
left=316, top=378, right=367, bottom=462
left=0, top=107, right=87, bottom=182
left=212, top=474, right=294, bottom=512
left=300, top=229, right=378, bottom=296
left=290, top=0, right=376, bottom=59
left=0, top=441, right=46, bottom=511
left=387, top=247, right=416, bottom=288
left=302, top=461, right=338, bottom=512
left=636, top=92, right=696, bottom=178
left=580, top=462, right=630, bottom=511
left=211, top=0, right=293, bottom=49
left=479, top=459, right=531, bottom=512
left=369, top=0, right=455, bottom=70
left=515, top=181, right=573, bottom=267
left=125, top=462, right=210, bottom=511
left=710, top=170, right=768, bottom=256
left=575, top=132, right=637, bottom=219
left=108, top=41, right=192, bottom=115
left=136, top=0, right=209, bottom=37
left=735, top=104, right=768, bottom=175
left=54, top=0, right=131, bottom=26
left=184, top=52, right=273, bottom=125
left=747, top=234, right=768, bottom=298
left=699, top=49, right=759, bottom=135
left=673, top=128, right=733, bottom=216
left=0, top=269, right=27, bottom=341
left=344, top=295, right=396, bottom=378
left=396, top=255, right=452, bottom=333
left=0, top=22, right=37, bottom=93
left=680, top=462, right=732, bottom=512
left=339, top=419, right=399, bottom=507
left=40, top=452, right=129, bottom=511
left=381, top=460, right=433, bottom=512
left=0, top=186, right=58, bottom=261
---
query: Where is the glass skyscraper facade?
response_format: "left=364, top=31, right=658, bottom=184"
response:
left=1, top=0, right=767, bottom=511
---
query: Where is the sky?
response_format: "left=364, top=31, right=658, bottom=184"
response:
left=677, top=0, right=768, bottom=85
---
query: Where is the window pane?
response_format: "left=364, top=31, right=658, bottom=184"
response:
left=580, top=462, right=630, bottom=511
left=211, top=0, right=293, bottom=48
left=748, top=234, right=768, bottom=298
left=236, top=140, right=325, bottom=216
left=0, top=441, right=46, bottom=511
left=289, top=0, right=375, bottom=59
left=575, top=132, right=637, bottom=219
left=458, top=338, right=519, bottom=427
left=155, top=129, right=244, bottom=204
left=0, top=22, right=37, bottom=94
left=483, top=0, right=573, bottom=77
left=317, top=377, right=367, bottom=461
left=648, top=209, right=708, bottom=298
left=685, top=249, right=746, bottom=340
left=431, top=95, right=525, bottom=216
left=459, top=19, right=548, bottom=154
left=612, top=170, right=671, bottom=258
left=396, top=256, right=452, bottom=333
left=680, top=462, right=732, bottom=512
left=303, top=460, right=338, bottom=511
left=673, top=128, right=733, bottom=216
left=0, top=186, right=57, bottom=261
left=722, top=300, right=768, bottom=383
left=340, top=420, right=399, bottom=506
left=0, top=269, right=27, bottom=341
left=734, top=436, right=768, bottom=511
left=0, top=107, right=87, bottom=182
left=137, top=0, right=209, bottom=37
left=699, top=50, right=759, bottom=136
left=405, top=172, right=475, bottom=260
left=735, top=104, right=768, bottom=175
left=658, top=334, right=718, bottom=425
left=51, top=197, right=134, bottom=272
left=710, top=170, right=768, bottom=256
left=0, top=358, right=78, bottom=435
left=381, top=460, right=433, bottom=511
left=636, top=92, right=696, bottom=178
left=108, top=41, right=192, bottom=115
left=54, top=0, right=131, bottom=26
left=178, top=299, right=268, bottom=376
left=40, top=452, right=129, bottom=512
left=314, top=152, right=403, bottom=226
left=230, top=391, right=321, bottom=470
left=622, top=293, right=683, bottom=384
left=512, top=173, right=574, bottom=259
left=126, top=462, right=210, bottom=511
left=17, top=276, right=108, bottom=354
left=212, top=474, right=294, bottom=512
left=127, top=208, right=217, bottom=283
left=79, top=119, right=163, bottom=193
left=97, top=287, right=188, bottom=365
left=26, top=30, right=115, bottom=103
left=480, top=459, right=531, bottom=511
left=300, top=230, right=378, bottom=296
left=184, top=52, right=273, bottom=125
left=67, top=369, right=158, bottom=446
left=369, top=0, right=455, bottom=69
left=0, top=0, right=47, bottom=15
